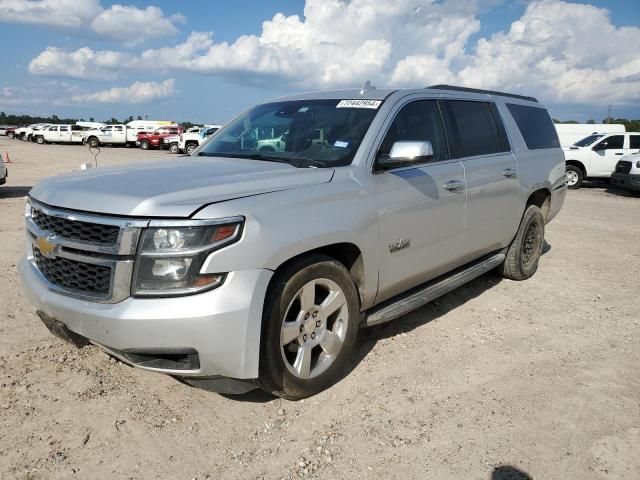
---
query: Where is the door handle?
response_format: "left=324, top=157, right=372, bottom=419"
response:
left=443, top=179, right=464, bottom=191
left=502, top=168, right=517, bottom=177
left=614, top=153, right=623, bottom=155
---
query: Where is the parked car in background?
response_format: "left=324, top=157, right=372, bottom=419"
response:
left=174, top=125, right=221, bottom=154
left=36, top=125, right=86, bottom=144
left=14, top=124, right=50, bottom=141
left=0, top=125, right=18, bottom=136
left=137, top=126, right=183, bottom=150
left=555, top=123, right=625, bottom=148
left=611, top=153, right=640, bottom=193
left=6, top=127, right=17, bottom=139
left=564, top=132, right=640, bottom=188
left=20, top=84, right=566, bottom=399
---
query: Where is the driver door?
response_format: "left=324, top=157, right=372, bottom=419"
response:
left=589, top=134, right=625, bottom=176
left=373, top=99, right=466, bottom=303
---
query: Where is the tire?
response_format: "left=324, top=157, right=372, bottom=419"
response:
left=8, top=132, right=14, bottom=139
left=140, top=140, right=150, bottom=150
left=169, top=142, right=179, bottom=154
left=499, top=205, right=545, bottom=281
left=87, top=137, right=99, bottom=148
left=185, top=143, right=197, bottom=155
left=260, top=254, right=360, bottom=400
left=35, top=136, right=45, bottom=145
left=565, top=165, right=583, bottom=189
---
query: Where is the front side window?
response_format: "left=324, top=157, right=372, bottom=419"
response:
left=378, top=100, right=448, bottom=163
left=60, top=126, right=69, bottom=132
left=441, top=100, right=509, bottom=158
left=506, top=103, right=560, bottom=150
left=197, top=99, right=380, bottom=168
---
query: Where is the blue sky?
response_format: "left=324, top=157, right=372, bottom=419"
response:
left=1, top=0, right=639, bottom=123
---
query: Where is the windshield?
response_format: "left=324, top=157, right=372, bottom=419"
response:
left=573, top=134, right=605, bottom=147
left=196, top=99, right=381, bottom=167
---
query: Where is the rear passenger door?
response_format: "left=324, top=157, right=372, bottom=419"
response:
left=58, top=125, right=71, bottom=142
left=440, top=100, right=520, bottom=258
left=373, top=99, right=467, bottom=302
left=628, top=134, right=640, bottom=155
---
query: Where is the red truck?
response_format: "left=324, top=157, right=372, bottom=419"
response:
left=136, top=125, right=182, bottom=150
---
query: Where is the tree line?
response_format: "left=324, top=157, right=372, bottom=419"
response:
left=0, top=112, right=196, bottom=129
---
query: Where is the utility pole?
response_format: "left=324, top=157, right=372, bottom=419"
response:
left=606, top=105, right=612, bottom=123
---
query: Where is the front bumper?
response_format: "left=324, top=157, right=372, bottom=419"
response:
left=19, top=256, right=272, bottom=379
left=611, top=172, right=640, bottom=191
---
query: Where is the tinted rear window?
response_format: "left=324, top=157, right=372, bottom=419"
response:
left=440, top=100, right=510, bottom=158
left=630, top=135, right=640, bottom=149
left=506, top=103, right=560, bottom=150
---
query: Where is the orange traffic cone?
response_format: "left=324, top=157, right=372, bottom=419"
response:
left=3, top=151, right=11, bottom=164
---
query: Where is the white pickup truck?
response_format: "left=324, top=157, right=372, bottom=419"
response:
left=35, top=125, right=86, bottom=144
left=83, top=125, right=138, bottom=147
left=564, top=132, right=640, bottom=188
left=167, top=125, right=221, bottom=154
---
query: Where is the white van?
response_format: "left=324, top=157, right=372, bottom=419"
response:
left=555, top=123, right=625, bottom=148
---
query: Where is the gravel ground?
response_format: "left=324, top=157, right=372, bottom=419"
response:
left=0, top=138, right=638, bottom=480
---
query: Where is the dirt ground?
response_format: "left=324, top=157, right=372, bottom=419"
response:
left=0, top=138, right=638, bottom=480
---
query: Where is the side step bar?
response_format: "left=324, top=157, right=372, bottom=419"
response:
left=364, top=252, right=505, bottom=327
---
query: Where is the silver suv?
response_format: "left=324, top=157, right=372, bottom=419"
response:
left=19, top=84, right=566, bottom=399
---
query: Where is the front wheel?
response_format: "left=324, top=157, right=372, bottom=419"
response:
left=35, top=136, right=45, bottom=145
left=499, top=205, right=545, bottom=281
left=169, top=142, right=179, bottom=154
left=87, top=137, right=99, bottom=148
left=139, top=140, right=150, bottom=150
left=565, top=165, right=583, bottom=189
left=185, top=143, right=197, bottom=155
left=260, top=255, right=360, bottom=399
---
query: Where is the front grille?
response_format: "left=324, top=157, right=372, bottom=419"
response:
left=34, top=248, right=112, bottom=295
left=32, top=208, right=120, bottom=245
left=615, top=161, right=632, bottom=174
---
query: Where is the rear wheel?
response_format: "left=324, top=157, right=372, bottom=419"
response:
left=185, top=143, right=197, bottom=155
left=35, top=136, right=45, bottom=145
left=499, top=205, right=545, bottom=281
left=565, top=165, right=583, bottom=189
left=260, top=255, right=360, bottom=399
left=8, top=132, right=15, bottom=139
left=87, top=137, right=99, bottom=148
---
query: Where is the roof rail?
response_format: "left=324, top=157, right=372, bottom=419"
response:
left=426, top=84, right=538, bottom=103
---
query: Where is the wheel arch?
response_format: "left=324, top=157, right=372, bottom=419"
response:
left=565, top=159, right=586, bottom=176
left=526, top=187, right=551, bottom=220
left=267, top=242, right=366, bottom=309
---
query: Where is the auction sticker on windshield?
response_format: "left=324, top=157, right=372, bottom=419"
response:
left=336, top=100, right=382, bottom=109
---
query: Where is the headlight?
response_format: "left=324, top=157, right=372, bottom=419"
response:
left=132, top=217, right=243, bottom=297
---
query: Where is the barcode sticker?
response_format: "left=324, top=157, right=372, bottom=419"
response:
left=336, top=99, right=382, bottom=109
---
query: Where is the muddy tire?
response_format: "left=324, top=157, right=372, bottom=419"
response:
left=499, top=205, right=545, bottom=281
left=260, top=255, right=360, bottom=400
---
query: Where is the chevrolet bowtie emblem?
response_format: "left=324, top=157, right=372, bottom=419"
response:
left=36, top=236, right=56, bottom=258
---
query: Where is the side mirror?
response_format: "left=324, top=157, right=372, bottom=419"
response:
left=378, top=141, right=434, bottom=169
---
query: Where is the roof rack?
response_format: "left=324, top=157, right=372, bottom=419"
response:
left=426, top=84, right=538, bottom=103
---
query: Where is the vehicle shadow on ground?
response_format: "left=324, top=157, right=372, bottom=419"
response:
left=581, top=180, right=639, bottom=198
left=0, top=185, right=31, bottom=199
left=492, top=465, right=533, bottom=479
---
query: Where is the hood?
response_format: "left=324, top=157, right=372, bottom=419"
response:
left=30, top=157, right=334, bottom=217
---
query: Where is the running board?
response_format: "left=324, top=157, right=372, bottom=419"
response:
left=365, top=252, right=505, bottom=327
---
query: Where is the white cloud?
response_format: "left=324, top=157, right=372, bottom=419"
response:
left=28, top=46, right=132, bottom=80
left=0, top=0, right=101, bottom=27
left=70, top=79, right=175, bottom=104
left=0, top=0, right=183, bottom=43
left=91, top=5, right=185, bottom=45
left=24, top=0, right=640, bottom=104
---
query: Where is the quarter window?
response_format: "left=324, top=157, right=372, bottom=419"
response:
left=506, top=103, right=560, bottom=150
left=440, top=100, right=510, bottom=158
left=629, top=135, right=640, bottom=149
left=378, top=100, right=448, bottom=163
